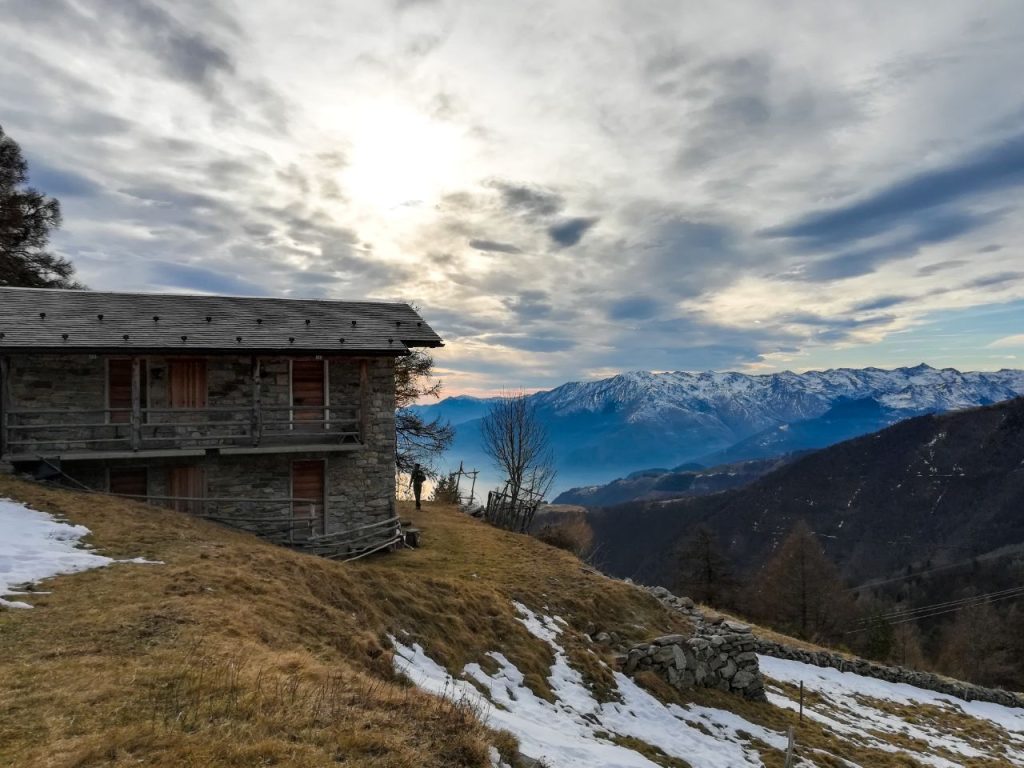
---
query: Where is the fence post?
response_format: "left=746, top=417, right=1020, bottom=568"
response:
left=784, top=726, right=795, bottom=768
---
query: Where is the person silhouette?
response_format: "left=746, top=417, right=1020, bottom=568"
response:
left=411, top=464, right=427, bottom=510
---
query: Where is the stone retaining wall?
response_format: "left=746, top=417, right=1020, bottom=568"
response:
left=639, top=583, right=1024, bottom=710
left=624, top=620, right=767, bottom=701
left=755, top=639, right=1024, bottom=708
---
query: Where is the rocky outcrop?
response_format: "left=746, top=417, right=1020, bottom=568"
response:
left=755, top=639, right=1024, bottom=708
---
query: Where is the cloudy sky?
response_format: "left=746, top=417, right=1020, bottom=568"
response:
left=3, top=1, right=1024, bottom=394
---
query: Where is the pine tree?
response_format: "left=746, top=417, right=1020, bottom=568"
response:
left=675, top=525, right=736, bottom=605
left=0, top=125, right=80, bottom=288
left=749, top=520, right=853, bottom=642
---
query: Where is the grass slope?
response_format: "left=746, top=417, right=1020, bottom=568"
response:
left=1, top=476, right=1020, bottom=767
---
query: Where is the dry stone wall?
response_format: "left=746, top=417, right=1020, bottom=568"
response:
left=640, top=583, right=1024, bottom=709
left=621, top=585, right=767, bottom=701
left=754, top=639, right=1024, bottom=708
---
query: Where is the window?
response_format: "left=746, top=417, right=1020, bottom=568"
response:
left=108, top=359, right=147, bottom=423
left=108, top=467, right=148, bottom=498
left=291, top=460, right=325, bottom=535
left=291, top=359, right=326, bottom=430
left=168, top=359, right=207, bottom=409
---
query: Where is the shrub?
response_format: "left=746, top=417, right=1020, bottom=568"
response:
left=534, top=518, right=594, bottom=558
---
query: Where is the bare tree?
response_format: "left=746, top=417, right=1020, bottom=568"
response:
left=394, top=349, right=454, bottom=474
left=480, top=391, right=556, bottom=531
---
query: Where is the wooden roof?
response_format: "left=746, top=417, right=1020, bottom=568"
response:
left=0, top=287, right=442, bottom=355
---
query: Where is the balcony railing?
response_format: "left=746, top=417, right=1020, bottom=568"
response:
left=1, top=405, right=361, bottom=458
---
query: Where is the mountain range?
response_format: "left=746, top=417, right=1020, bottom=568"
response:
left=584, top=396, right=1024, bottom=585
left=415, top=364, right=1024, bottom=493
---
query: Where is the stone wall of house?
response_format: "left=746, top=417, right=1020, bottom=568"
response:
left=5, top=353, right=399, bottom=553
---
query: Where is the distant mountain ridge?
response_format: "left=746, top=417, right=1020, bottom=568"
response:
left=584, top=395, right=1024, bottom=585
left=553, top=454, right=804, bottom=507
left=414, top=364, right=1024, bottom=493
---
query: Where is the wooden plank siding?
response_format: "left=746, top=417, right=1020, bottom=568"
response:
left=291, top=459, right=325, bottom=535
left=108, top=467, right=148, bottom=497
left=291, top=359, right=325, bottom=430
left=168, top=359, right=207, bottom=409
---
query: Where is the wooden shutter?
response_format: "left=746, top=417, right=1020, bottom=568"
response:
left=168, top=360, right=207, bottom=409
left=291, top=460, right=325, bottom=533
left=109, top=467, right=148, bottom=497
left=108, top=360, right=144, bottom=423
left=292, top=359, right=325, bottom=428
left=168, top=466, right=205, bottom=514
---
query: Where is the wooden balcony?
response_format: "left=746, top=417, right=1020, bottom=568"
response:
left=0, top=405, right=362, bottom=461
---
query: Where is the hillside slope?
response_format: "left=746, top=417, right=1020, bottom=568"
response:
left=2, top=477, right=1023, bottom=766
left=588, top=396, right=1024, bottom=585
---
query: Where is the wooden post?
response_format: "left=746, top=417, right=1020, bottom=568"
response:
left=250, top=355, right=262, bottom=446
left=358, top=359, right=370, bottom=445
left=0, top=356, right=10, bottom=459
left=130, top=357, right=141, bottom=451
left=783, top=726, right=795, bottom=768
left=799, top=681, right=804, bottom=723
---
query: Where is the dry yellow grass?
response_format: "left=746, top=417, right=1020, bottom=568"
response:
left=0, top=477, right=684, bottom=767
left=2, top=476, right=1017, bottom=768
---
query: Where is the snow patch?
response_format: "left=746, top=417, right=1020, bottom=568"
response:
left=392, top=603, right=779, bottom=768
left=0, top=498, right=160, bottom=608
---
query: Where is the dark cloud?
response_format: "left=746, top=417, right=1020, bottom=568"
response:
left=549, top=217, right=598, bottom=247
left=487, top=334, right=576, bottom=353
left=99, top=0, right=235, bottom=92
left=469, top=238, right=522, bottom=254
left=978, top=244, right=1003, bottom=253
left=917, top=259, right=967, bottom=276
left=490, top=181, right=565, bottom=218
left=764, top=132, right=1024, bottom=247
left=502, top=291, right=554, bottom=322
left=851, top=295, right=912, bottom=312
left=795, top=209, right=996, bottom=281
left=608, top=296, right=662, bottom=321
left=961, top=271, right=1023, bottom=289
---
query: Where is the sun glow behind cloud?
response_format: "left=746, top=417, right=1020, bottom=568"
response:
left=3, top=0, right=1024, bottom=394
left=342, top=100, right=466, bottom=215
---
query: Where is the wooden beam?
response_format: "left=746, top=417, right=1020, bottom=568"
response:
left=130, top=357, right=142, bottom=451
left=359, top=359, right=370, bottom=445
left=250, top=355, right=262, bottom=447
left=0, top=356, right=10, bottom=460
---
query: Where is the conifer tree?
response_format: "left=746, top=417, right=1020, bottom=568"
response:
left=0, top=125, right=80, bottom=288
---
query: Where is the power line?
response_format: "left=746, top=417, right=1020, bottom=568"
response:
left=855, top=584, right=1024, bottom=624
left=847, top=546, right=1024, bottom=592
left=847, top=584, right=1024, bottom=634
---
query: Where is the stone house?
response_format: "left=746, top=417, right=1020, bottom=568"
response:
left=0, top=287, right=442, bottom=556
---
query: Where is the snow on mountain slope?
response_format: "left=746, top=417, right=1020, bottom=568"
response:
left=426, top=365, right=1024, bottom=493
left=394, top=602, right=1024, bottom=767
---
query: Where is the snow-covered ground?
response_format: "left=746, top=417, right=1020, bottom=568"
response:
left=762, top=655, right=1024, bottom=767
left=393, top=603, right=784, bottom=768
left=0, top=498, right=156, bottom=609
left=394, top=602, right=1024, bottom=767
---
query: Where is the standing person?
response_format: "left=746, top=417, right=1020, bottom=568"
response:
left=411, top=464, right=427, bottom=510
